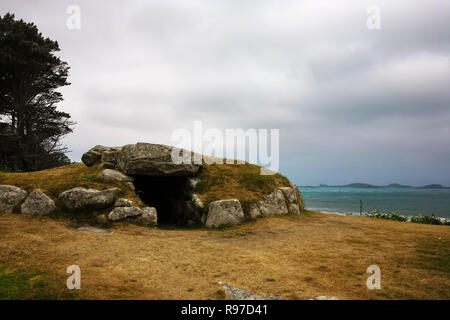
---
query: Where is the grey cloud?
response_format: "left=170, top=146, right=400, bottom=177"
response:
left=1, top=0, right=449, bottom=185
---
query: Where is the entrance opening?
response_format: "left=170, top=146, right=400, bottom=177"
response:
left=133, top=175, right=192, bottom=225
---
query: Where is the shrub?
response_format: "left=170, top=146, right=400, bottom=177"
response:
left=366, top=210, right=408, bottom=222
left=410, top=214, right=450, bottom=226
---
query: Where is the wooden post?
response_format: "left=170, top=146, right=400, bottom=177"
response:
left=360, top=200, right=362, bottom=216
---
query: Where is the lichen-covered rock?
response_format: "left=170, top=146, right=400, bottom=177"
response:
left=219, top=282, right=283, bottom=300
left=116, top=142, right=202, bottom=176
left=0, top=185, right=28, bottom=213
left=101, top=149, right=121, bottom=164
left=108, top=206, right=143, bottom=221
left=98, top=169, right=133, bottom=182
left=248, top=204, right=262, bottom=219
left=206, top=199, right=245, bottom=228
left=81, top=145, right=121, bottom=167
left=114, top=198, right=134, bottom=207
left=288, top=203, right=301, bottom=215
left=291, top=184, right=304, bottom=210
left=134, top=207, right=157, bottom=226
left=279, top=187, right=298, bottom=204
left=21, top=189, right=56, bottom=215
left=255, top=189, right=288, bottom=216
left=59, top=187, right=119, bottom=210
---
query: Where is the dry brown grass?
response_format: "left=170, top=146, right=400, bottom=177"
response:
left=0, top=212, right=448, bottom=300
left=0, top=163, right=143, bottom=209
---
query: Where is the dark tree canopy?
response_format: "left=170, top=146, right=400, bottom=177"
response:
left=0, top=13, right=74, bottom=171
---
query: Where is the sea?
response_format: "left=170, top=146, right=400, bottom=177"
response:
left=298, top=187, right=450, bottom=219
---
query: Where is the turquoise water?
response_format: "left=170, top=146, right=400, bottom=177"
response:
left=298, top=187, right=450, bottom=218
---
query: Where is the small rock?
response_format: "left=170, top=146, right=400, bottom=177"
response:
left=134, top=207, right=158, bottom=226
left=219, top=282, right=283, bottom=300
left=114, top=198, right=134, bottom=207
left=98, top=169, right=133, bottom=182
left=312, top=296, right=339, bottom=300
left=21, top=189, right=56, bottom=215
left=0, top=185, right=28, bottom=213
left=206, top=199, right=245, bottom=228
left=96, top=214, right=109, bottom=224
left=108, top=206, right=142, bottom=221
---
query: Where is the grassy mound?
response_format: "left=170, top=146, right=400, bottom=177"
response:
left=0, top=163, right=144, bottom=211
left=0, top=162, right=300, bottom=219
left=194, top=163, right=295, bottom=212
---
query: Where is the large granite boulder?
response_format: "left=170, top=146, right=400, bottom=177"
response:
left=116, top=143, right=202, bottom=176
left=59, top=187, right=119, bottom=210
left=206, top=199, right=245, bottom=228
left=21, top=189, right=56, bottom=215
left=0, top=185, right=28, bottom=213
left=108, top=206, right=142, bottom=221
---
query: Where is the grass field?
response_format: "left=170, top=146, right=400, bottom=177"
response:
left=0, top=211, right=448, bottom=300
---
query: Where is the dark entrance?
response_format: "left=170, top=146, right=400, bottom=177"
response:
left=132, top=175, right=192, bottom=225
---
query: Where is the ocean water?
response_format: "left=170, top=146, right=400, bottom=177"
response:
left=298, top=187, right=450, bottom=218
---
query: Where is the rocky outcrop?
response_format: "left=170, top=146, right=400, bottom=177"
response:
left=21, top=189, right=56, bottom=215
left=219, top=282, right=283, bottom=300
left=108, top=206, right=143, bottom=221
left=0, top=185, right=28, bottom=213
left=98, top=169, right=133, bottom=182
left=206, top=199, right=245, bottom=228
left=134, top=207, right=158, bottom=226
left=59, top=187, right=119, bottom=210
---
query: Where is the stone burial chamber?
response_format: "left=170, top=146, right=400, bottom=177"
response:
left=82, top=143, right=205, bottom=226
left=0, top=142, right=303, bottom=228
left=77, top=142, right=303, bottom=228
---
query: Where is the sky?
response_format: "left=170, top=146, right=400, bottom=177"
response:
left=1, top=0, right=449, bottom=186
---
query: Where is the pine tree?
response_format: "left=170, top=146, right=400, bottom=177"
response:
left=0, top=13, right=74, bottom=171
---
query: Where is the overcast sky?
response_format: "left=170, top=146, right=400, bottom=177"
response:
left=2, top=0, right=449, bottom=186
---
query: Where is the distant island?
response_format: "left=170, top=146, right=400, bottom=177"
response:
left=302, top=183, right=450, bottom=189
